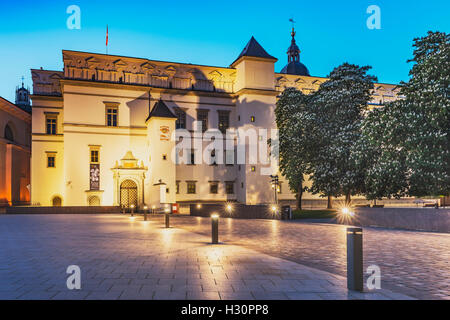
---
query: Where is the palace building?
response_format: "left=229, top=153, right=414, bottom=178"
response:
left=0, top=82, right=31, bottom=207
left=30, top=29, right=399, bottom=208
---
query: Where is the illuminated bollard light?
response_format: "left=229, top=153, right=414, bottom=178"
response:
left=165, top=206, right=171, bottom=228
left=130, top=204, right=135, bottom=217
left=143, top=205, right=148, bottom=221
left=211, top=213, right=219, bottom=244
left=347, top=227, right=363, bottom=292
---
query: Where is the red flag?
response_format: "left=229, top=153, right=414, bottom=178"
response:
left=106, top=25, right=108, bottom=46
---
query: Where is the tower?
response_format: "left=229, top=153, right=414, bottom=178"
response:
left=280, top=27, right=310, bottom=76
left=15, top=77, right=31, bottom=112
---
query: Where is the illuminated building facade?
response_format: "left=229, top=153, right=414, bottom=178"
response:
left=30, top=29, right=399, bottom=207
left=0, top=85, right=31, bottom=206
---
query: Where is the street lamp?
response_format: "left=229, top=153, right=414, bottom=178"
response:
left=270, top=175, right=279, bottom=205
left=211, top=213, right=219, bottom=244
left=143, top=205, right=148, bottom=221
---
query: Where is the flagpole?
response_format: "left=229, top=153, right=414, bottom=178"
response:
left=106, top=25, right=108, bottom=55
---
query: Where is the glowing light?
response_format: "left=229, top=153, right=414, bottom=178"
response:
left=152, top=205, right=156, bottom=209
left=164, top=207, right=171, bottom=213
left=225, top=203, right=233, bottom=213
left=130, top=204, right=135, bottom=209
left=342, top=207, right=349, bottom=215
left=197, top=204, right=202, bottom=209
left=211, top=213, right=219, bottom=219
left=143, top=205, right=148, bottom=210
left=271, top=205, right=278, bottom=213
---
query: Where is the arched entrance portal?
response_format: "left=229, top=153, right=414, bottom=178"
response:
left=120, top=180, right=138, bottom=208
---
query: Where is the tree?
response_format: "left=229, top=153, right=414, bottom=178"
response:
left=400, top=31, right=450, bottom=197
left=308, top=63, right=377, bottom=205
left=355, top=101, right=409, bottom=201
left=274, top=87, right=314, bottom=210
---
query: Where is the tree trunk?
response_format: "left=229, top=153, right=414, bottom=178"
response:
left=345, top=192, right=351, bottom=205
left=297, top=183, right=303, bottom=210
left=373, top=199, right=377, bottom=206
left=327, top=195, right=332, bottom=209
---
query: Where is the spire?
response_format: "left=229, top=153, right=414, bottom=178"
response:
left=287, top=27, right=300, bottom=63
left=230, top=36, right=277, bottom=67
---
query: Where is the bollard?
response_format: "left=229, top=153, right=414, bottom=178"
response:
left=347, top=227, right=363, bottom=291
left=143, top=206, right=148, bottom=221
left=165, top=213, right=170, bottom=228
left=130, top=204, right=135, bottom=217
left=211, top=214, right=219, bottom=244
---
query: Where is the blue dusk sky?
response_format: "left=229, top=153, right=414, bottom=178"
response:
left=0, top=0, right=449, bottom=102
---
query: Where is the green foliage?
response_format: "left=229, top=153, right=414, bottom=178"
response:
left=274, top=87, right=313, bottom=207
left=308, top=63, right=377, bottom=199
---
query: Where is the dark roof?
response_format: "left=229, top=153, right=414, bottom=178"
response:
left=280, top=61, right=310, bottom=76
left=231, top=36, right=277, bottom=66
left=146, top=99, right=177, bottom=121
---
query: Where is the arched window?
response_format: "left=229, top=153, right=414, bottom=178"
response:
left=4, top=124, right=14, bottom=142
left=52, top=196, right=62, bottom=207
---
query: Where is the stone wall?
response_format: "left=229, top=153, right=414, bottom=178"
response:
left=5, top=206, right=120, bottom=214
left=349, top=207, right=450, bottom=233
left=190, top=203, right=279, bottom=219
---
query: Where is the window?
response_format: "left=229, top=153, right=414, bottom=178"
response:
left=90, top=150, right=99, bottom=163
left=175, top=109, right=186, bottom=129
left=251, top=166, right=256, bottom=172
left=250, top=116, right=255, bottom=123
left=47, top=153, right=56, bottom=168
left=210, top=150, right=217, bottom=166
left=210, top=182, right=218, bottom=194
left=46, top=115, right=57, bottom=135
left=189, top=149, right=195, bottom=165
left=197, top=110, right=209, bottom=132
left=218, top=111, right=230, bottom=134
left=4, top=124, right=14, bottom=142
left=187, top=181, right=196, bottom=194
left=106, top=107, right=118, bottom=127
left=162, top=154, right=167, bottom=160
left=225, top=182, right=234, bottom=194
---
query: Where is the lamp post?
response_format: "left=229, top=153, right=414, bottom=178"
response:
left=211, top=213, right=219, bottom=244
left=347, top=227, right=363, bottom=291
left=164, top=205, right=170, bottom=228
left=270, top=175, right=279, bottom=205
left=143, top=205, right=148, bottom=221
left=130, top=204, right=135, bottom=217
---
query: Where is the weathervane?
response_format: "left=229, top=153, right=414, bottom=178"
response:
left=289, top=18, right=296, bottom=37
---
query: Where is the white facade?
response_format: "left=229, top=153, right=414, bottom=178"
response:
left=30, top=36, right=399, bottom=207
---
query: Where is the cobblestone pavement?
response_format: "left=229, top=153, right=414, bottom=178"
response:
left=166, top=215, right=450, bottom=300
left=0, top=214, right=414, bottom=300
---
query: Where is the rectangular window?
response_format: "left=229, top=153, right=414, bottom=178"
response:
left=46, top=115, right=57, bottom=135
left=225, top=182, right=234, bottom=194
left=106, top=107, right=118, bottom=127
left=250, top=116, right=255, bottom=123
left=175, top=110, right=186, bottom=129
left=47, top=154, right=56, bottom=168
left=90, top=150, right=99, bottom=163
left=210, top=182, right=218, bottom=194
left=187, top=181, right=196, bottom=194
left=197, top=110, right=209, bottom=132
left=218, top=111, right=230, bottom=134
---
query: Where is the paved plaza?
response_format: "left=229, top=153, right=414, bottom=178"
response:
left=0, top=214, right=422, bottom=300
left=2, top=213, right=449, bottom=300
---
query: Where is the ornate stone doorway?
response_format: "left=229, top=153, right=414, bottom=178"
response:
left=112, top=151, right=147, bottom=208
left=120, top=180, right=138, bottom=208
